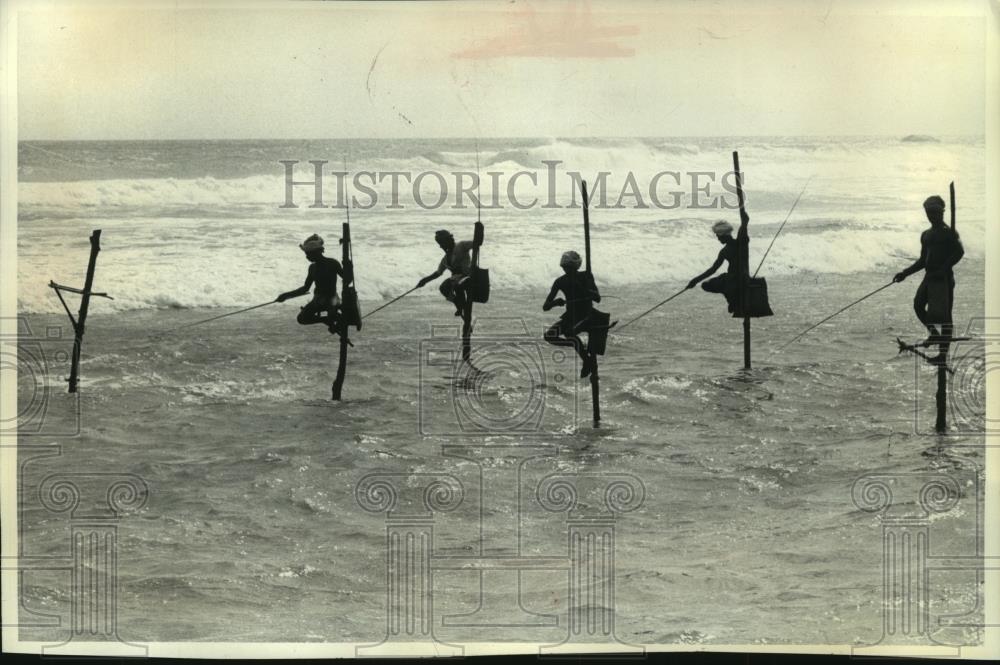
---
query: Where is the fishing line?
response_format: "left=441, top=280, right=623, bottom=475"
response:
left=753, top=176, right=812, bottom=277
left=151, top=300, right=278, bottom=337
left=615, top=288, right=687, bottom=332
left=361, top=286, right=421, bottom=321
left=774, top=281, right=895, bottom=352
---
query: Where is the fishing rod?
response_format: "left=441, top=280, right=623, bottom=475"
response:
left=342, top=156, right=358, bottom=282
left=753, top=177, right=811, bottom=277
left=775, top=281, right=895, bottom=352
left=475, top=140, right=482, bottom=224
left=344, top=157, right=353, bottom=227
left=616, top=288, right=687, bottom=332
left=361, top=286, right=421, bottom=321
left=153, top=300, right=278, bottom=337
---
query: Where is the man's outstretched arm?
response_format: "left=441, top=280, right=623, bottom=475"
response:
left=894, top=237, right=927, bottom=282
left=278, top=273, right=314, bottom=302
left=417, top=258, right=447, bottom=287
left=687, top=254, right=725, bottom=289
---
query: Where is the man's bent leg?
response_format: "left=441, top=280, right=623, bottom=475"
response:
left=702, top=275, right=736, bottom=313
left=701, top=275, right=729, bottom=294
left=544, top=322, right=586, bottom=362
left=913, top=279, right=938, bottom=338
left=439, top=279, right=454, bottom=301
left=297, top=300, right=325, bottom=325
left=453, top=278, right=468, bottom=314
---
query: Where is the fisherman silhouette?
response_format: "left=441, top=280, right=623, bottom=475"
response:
left=893, top=195, right=964, bottom=362
left=277, top=234, right=344, bottom=334
left=686, top=209, right=751, bottom=312
left=543, top=250, right=603, bottom=379
left=416, top=229, right=476, bottom=316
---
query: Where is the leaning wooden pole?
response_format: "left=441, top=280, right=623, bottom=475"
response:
left=331, top=222, right=354, bottom=401
left=581, top=180, right=600, bottom=428
left=68, top=230, right=102, bottom=393
left=733, top=151, right=751, bottom=369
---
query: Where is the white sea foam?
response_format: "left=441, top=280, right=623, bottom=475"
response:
left=17, top=136, right=985, bottom=313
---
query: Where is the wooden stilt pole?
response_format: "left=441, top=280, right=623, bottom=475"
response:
left=581, top=180, right=600, bottom=427
left=743, top=316, right=751, bottom=369
left=949, top=181, right=956, bottom=230
left=332, top=221, right=358, bottom=401
left=464, top=222, right=484, bottom=364
left=733, top=151, right=751, bottom=370
left=332, top=321, right=348, bottom=400
left=588, top=365, right=601, bottom=425
left=934, top=181, right=957, bottom=432
left=461, top=303, right=473, bottom=363
left=67, top=230, right=102, bottom=393
left=935, top=365, right=947, bottom=433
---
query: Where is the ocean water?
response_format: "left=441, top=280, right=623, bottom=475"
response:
left=15, top=137, right=987, bottom=648
left=17, top=136, right=986, bottom=312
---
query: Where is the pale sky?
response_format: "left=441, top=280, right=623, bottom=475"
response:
left=13, top=0, right=989, bottom=140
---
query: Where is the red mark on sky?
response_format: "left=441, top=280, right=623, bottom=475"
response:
left=452, top=1, right=639, bottom=59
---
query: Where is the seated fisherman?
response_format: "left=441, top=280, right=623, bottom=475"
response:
left=277, top=234, right=343, bottom=333
left=542, top=250, right=603, bottom=378
left=893, top=195, right=965, bottom=361
left=416, top=229, right=476, bottom=316
left=686, top=209, right=750, bottom=312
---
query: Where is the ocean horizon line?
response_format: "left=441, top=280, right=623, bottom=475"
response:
left=16, top=133, right=985, bottom=145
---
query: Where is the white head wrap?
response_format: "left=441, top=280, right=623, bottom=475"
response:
left=300, top=234, right=324, bottom=252
left=712, top=220, right=734, bottom=236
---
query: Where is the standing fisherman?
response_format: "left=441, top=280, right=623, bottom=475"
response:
left=417, top=229, right=476, bottom=316
left=542, top=250, right=603, bottom=378
left=893, top=195, right=964, bottom=361
left=277, top=234, right=344, bottom=333
left=685, top=208, right=751, bottom=311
